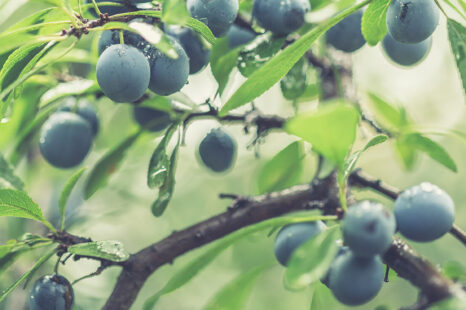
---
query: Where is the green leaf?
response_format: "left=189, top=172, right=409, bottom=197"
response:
left=140, top=96, right=173, bottom=112
left=162, top=0, right=190, bottom=25
left=58, top=168, right=85, bottom=230
left=0, top=154, right=24, bottom=190
left=447, top=19, right=466, bottom=95
left=361, top=0, right=391, bottom=45
left=143, top=214, right=337, bottom=310
left=0, top=248, right=56, bottom=303
left=402, top=133, right=457, bottom=172
left=285, top=103, right=360, bottom=167
left=39, top=79, right=96, bottom=109
left=310, top=282, right=338, bottom=310
left=367, top=92, right=409, bottom=131
left=284, top=225, right=340, bottom=290
left=341, top=135, right=388, bottom=181
left=67, top=240, right=130, bottom=262
left=237, top=33, right=286, bottom=77
left=280, top=57, right=309, bottom=100
left=147, top=124, right=179, bottom=189
left=203, top=265, right=269, bottom=310
left=395, top=135, right=418, bottom=170
left=257, top=141, right=306, bottom=194
left=0, top=189, right=56, bottom=232
left=218, top=0, right=372, bottom=116
left=84, top=130, right=142, bottom=199
left=210, top=38, right=240, bottom=94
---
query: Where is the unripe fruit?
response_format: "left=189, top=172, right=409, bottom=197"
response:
left=165, top=25, right=211, bottom=74
left=58, top=98, right=99, bottom=137
left=329, top=252, right=384, bottom=306
left=326, top=11, right=365, bottom=53
left=274, top=221, right=326, bottom=266
left=133, top=106, right=172, bottom=132
left=253, top=0, right=310, bottom=36
left=386, top=0, right=439, bottom=44
left=187, top=0, right=239, bottom=37
left=382, top=34, right=431, bottom=66
left=96, top=44, right=150, bottom=103
left=394, top=183, right=455, bottom=242
left=227, top=25, right=256, bottom=48
left=39, top=112, right=93, bottom=169
left=198, top=128, right=236, bottom=172
left=29, top=274, right=74, bottom=310
left=342, top=201, right=396, bottom=257
left=148, top=39, right=189, bottom=96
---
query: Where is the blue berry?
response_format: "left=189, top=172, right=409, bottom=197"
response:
left=39, top=112, right=93, bottom=169
left=273, top=221, right=327, bottom=266
left=382, top=34, right=431, bottom=66
left=227, top=25, right=256, bottom=48
left=342, top=201, right=396, bottom=257
left=198, top=128, right=236, bottom=172
left=96, top=44, right=150, bottom=103
left=133, top=106, right=172, bottom=132
left=29, top=274, right=74, bottom=310
left=253, top=0, right=310, bottom=36
left=394, top=183, right=455, bottom=242
left=321, top=245, right=349, bottom=287
left=386, top=0, right=439, bottom=43
left=326, top=11, right=365, bottom=53
left=329, top=252, right=384, bottom=306
left=187, top=0, right=239, bottom=37
left=58, top=97, right=99, bottom=137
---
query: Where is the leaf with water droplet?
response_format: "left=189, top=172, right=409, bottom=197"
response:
left=447, top=19, right=466, bottom=96
left=67, top=240, right=130, bottom=262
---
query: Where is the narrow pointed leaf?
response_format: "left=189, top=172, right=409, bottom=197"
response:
left=447, top=19, right=466, bottom=95
left=361, top=0, right=391, bottom=45
left=0, top=154, right=24, bottom=190
left=67, top=240, right=130, bottom=262
left=58, top=168, right=86, bottom=230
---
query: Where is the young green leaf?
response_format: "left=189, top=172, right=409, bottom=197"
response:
left=367, top=92, right=409, bottom=131
left=285, top=103, right=360, bottom=167
left=361, top=0, right=391, bottom=45
left=280, top=57, right=309, bottom=100
left=395, top=135, right=418, bottom=170
left=203, top=265, right=269, bottom=310
left=257, top=141, right=306, bottom=194
left=237, top=33, right=286, bottom=77
left=0, top=189, right=56, bottom=232
left=402, top=133, right=457, bottom=172
left=58, top=168, right=86, bottom=230
left=143, top=214, right=337, bottom=310
left=84, top=130, right=143, bottom=199
left=0, top=248, right=56, bottom=303
left=218, top=0, right=372, bottom=116
left=447, top=19, right=466, bottom=95
left=0, top=154, right=24, bottom=190
left=284, top=225, right=340, bottom=290
left=210, top=38, right=240, bottom=94
left=67, top=240, right=130, bottom=262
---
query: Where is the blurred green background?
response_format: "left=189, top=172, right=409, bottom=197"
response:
left=0, top=1, right=465, bottom=310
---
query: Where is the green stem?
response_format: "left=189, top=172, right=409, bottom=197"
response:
left=119, top=30, right=125, bottom=44
left=91, top=0, right=102, bottom=16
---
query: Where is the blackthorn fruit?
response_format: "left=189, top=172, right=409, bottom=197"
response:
left=96, top=44, right=150, bottom=102
left=133, top=106, right=172, bottom=131
left=329, top=252, right=384, bottom=306
left=326, top=11, right=365, bottom=53
left=382, top=34, right=431, bottom=66
left=394, top=183, right=455, bottom=242
left=58, top=97, right=99, bottom=137
left=29, top=274, right=74, bottom=310
left=227, top=25, right=256, bottom=48
left=386, top=0, right=439, bottom=43
left=39, top=112, right=93, bottom=169
left=253, top=0, right=310, bottom=36
left=342, top=201, right=396, bottom=257
left=198, top=128, right=236, bottom=172
left=273, top=221, right=326, bottom=266
left=187, top=0, right=239, bottom=37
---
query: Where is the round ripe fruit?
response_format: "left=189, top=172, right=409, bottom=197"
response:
left=198, top=128, right=236, bottom=172
left=58, top=98, right=99, bottom=137
left=96, top=44, right=150, bottom=103
left=39, top=112, right=93, bottom=169
left=329, top=252, right=384, bottom=306
left=394, top=183, right=455, bottom=242
left=227, top=25, right=256, bottom=49
left=252, top=0, right=310, bottom=36
left=133, top=106, right=172, bottom=132
left=187, top=0, right=239, bottom=37
left=326, top=11, right=365, bottom=53
left=342, top=201, right=395, bottom=257
left=274, top=221, right=326, bottom=266
left=165, top=25, right=211, bottom=74
left=29, top=274, right=74, bottom=310
left=386, top=0, right=439, bottom=44
left=148, top=39, right=189, bottom=96
left=382, top=34, right=431, bottom=67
